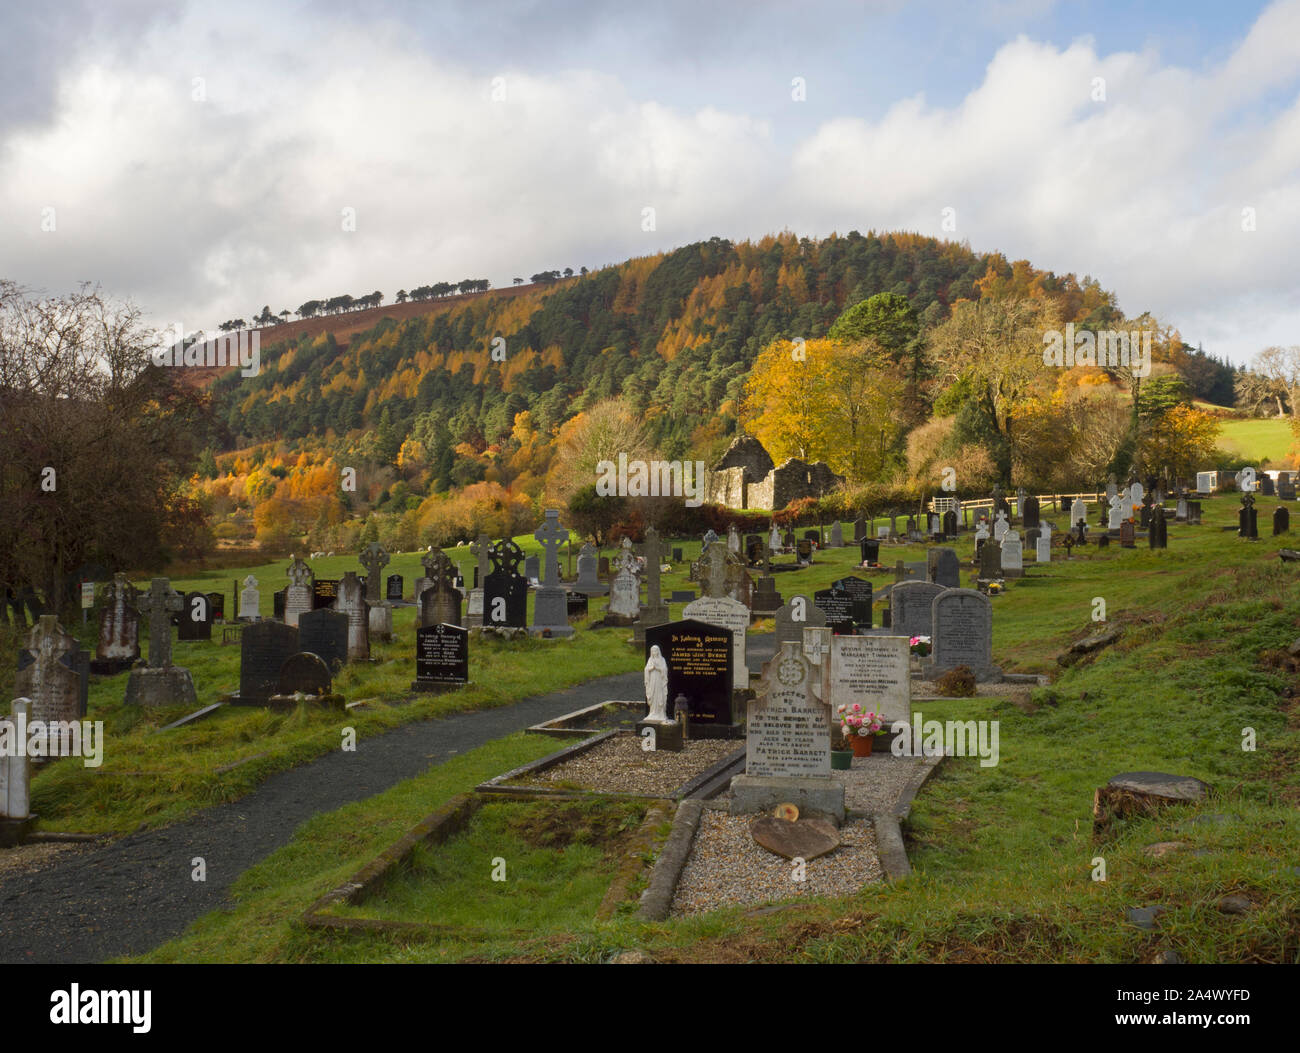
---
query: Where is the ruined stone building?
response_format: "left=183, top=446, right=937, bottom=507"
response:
left=703, top=434, right=844, bottom=511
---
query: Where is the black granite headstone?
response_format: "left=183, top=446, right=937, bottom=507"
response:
left=831, top=576, right=872, bottom=628
left=813, top=587, right=855, bottom=634
left=276, top=652, right=332, bottom=696
left=645, top=619, right=733, bottom=727
left=386, top=575, right=404, bottom=602
left=413, top=622, right=469, bottom=689
left=273, top=588, right=286, bottom=621
left=484, top=540, right=529, bottom=628
left=566, top=593, right=589, bottom=620
left=238, top=621, right=299, bottom=704
left=1274, top=506, right=1290, bottom=536
left=177, top=591, right=213, bottom=641
left=860, top=538, right=880, bottom=564
left=297, top=608, right=349, bottom=671
left=312, top=578, right=339, bottom=610
left=206, top=592, right=225, bottom=623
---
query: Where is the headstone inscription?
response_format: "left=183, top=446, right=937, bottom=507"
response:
left=925, top=588, right=999, bottom=682
left=644, top=619, right=735, bottom=729
left=831, top=576, right=873, bottom=628
left=386, top=575, right=405, bottom=602
left=412, top=623, right=470, bottom=692
left=682, top=595, right=749, bottom=690
left=284, top=556, right=313, bottom=627
left=813, top=587, right=855, bottom=635
left=890, top=580, right=944, bottom=640
left=14, top=618, right=83, bottom=733
left=312, top=578, right=339, bottom=610
left=830, top=634, right=911, bottom=730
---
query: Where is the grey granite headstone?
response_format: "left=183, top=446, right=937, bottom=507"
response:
left=925, top=588, right=999, bottom=682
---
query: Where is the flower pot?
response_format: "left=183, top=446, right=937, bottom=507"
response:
left=851, top=734, right=874, bottom=758
left=831, top=750, right=854, bottom=770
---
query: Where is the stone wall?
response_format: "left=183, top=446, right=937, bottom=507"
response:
left=705, top=438, right=844, bottom=511
left=705, top=465, right=748, bottom=509
left=715, top=434, right=774, bottom=483
left=771, top=459, right=844, bottom=510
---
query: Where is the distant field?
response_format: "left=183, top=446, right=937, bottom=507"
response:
left=1218, top=417, right=1295, bottom=467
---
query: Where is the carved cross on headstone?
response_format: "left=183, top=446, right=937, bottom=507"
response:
left=616, top=535, right=638, bottom=574
left=533, top=510, right=568, bottom=588
left=636, top=526, right=666, bottom=607
left=421, top=547, right=456, bottom=588
left=470, top=534, right=491, bottom=583
left=490, top=538, right=525, bottom=577
left=360, top=542, right=390, bottom=603
left=137, top=577, right=183, bottom=668
left=287, top=555, right=312, bottom=588
left=894, top=559, right=906, bottom=583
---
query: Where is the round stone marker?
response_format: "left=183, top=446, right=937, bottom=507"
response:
left=276, top=652, right=332, bottom=697
left=750, top=817, right=840, bottom=861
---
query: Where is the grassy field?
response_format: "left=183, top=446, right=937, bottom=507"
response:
left=121, top=498, right=1300, bottom=963
left=1217, top=417, right=1295, bottom=467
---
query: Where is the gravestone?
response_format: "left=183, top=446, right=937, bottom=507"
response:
left=207, top=592, right=225, bottom=623
left=1149, top=508, right=1168, bottom=549
left=412, top=622, right=470, bottom=692
left=831, top=634, right=911, bottom=729
left=978, top=539, right=1002, bottom=580
left=1036, top=522, right=1052, bottom=563
left=928, top=548, right=961, bottom=589
left=773, top=595, right=826, bottom=650
left=943, top=509, right=958, bottom=538
left=297, top=608, right=348, bottom=671
left=236, top=621, right=300, bottom=704
left=419, top=570, right=462, bottom=629
left=727, top=525, right=742, bottom=554
left=828, top=522, right=844, bottom=548
left=312, top=578, right=339, bottom=610
left=1, top=699, right=33, bottom=835
left=360, top=543, right=393, bottom=641
left=531, top=509, right=575, bottom=637
left=567, top=593, right=589, bottom=620
left=466, top=534, right=491, bottom=628
left=573, top=543, right=609, bottom=595
left=1120, top=521, right=1136, bottom=548
left=796, top=539, right=813, bottom=565
left=524, top=556, right=540, bottom=582
left=15, top=618, right=83, bottom=734
left=484, top=539, right=529, bottom=629
left=813, top=587, right=855, bottom=635
left=386, top=575, right=405, bottom=602
left=861, top=538, right=880, bottom=565
left=926, top=588, right=999, bottom=682
left=284, top=556, right=314, bottom=627
left=769, top=524, right=782, bottom=553
left=1279, top=474, right=1297, bottom=501
left=832, top=576, right=873, bottom=629
left=92, top=574, right=140, bottom=674
left=1186, top=501, right=1202, bottom=525
left=1274, top=506, right=1290, bottom=536
left=1239, top=495, right=1259, bottom=539
left=745, top=536, right=763, bottom=566
left=633, top=526, right=670, bottom=641
left=645, top=619, right=735, bottom=730
left=276, top=653, right=333, bottom=698
left=683, top=595, right=749, bottom=690
left=1000, top=533, right=1023, bottom=578
left=238, top=575, right=260, bottom=621
left=273, top=589, right=287, bottom=621
left=1108, top=494, right=1125, bottom=532
left=606, top=546, right=641, bottom=625
left=178, top=591, right=214, bottom=641
left=125, top=579, right=197, bottom=706
left=731, top=642, right=842, bottom=820
left=1262, top=474, right=1276, bottom=497
left=673, top=547, right=684, bottom=563
left=993, top=510, right=1009, bottom=543
left=1070, top=498, right=1088, bottom=532
left=783, top=529, right=796, bottom=549
left=1175, top=496, right=1188, bottom=522
left=336, top=572, right=370, bottom=662
left=853, top=518, right=866, bottom=542
left=890, top=580, right=945, bottom=640
left=1022, top=497, right=1040, bottom=530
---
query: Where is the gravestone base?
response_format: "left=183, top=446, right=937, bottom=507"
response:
left=265, top=692, right=347, bottom=711
left=923, top=659, right=1003, bottom=684
left=124, top=665, right=198, bottom=707
left=530, top=587, right=576, bottom=638
left=368, top=603, right=394, bottom=641
left=686, top=720, right=745, bottom=740
left=728, top=775, right=845, bottom=822
left=635, top=719, right=683, bottom=752
left=89, top=656, right=138, bottom=675
left=0, top=816, right=38, bottom=848
left=631, top=603, right=670, bottom=644
left=410, top=678, right=469, bottom=693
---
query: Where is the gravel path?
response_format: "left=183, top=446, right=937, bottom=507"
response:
left=0, top=670, right=641, bottom=964
left=534, top=736, right=738, bottom=796
left=670, top=811, right=882, bottom=916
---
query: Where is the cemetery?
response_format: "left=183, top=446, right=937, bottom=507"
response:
left=4, top=485, right=1297, bottom=967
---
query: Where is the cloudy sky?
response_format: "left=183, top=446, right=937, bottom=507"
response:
left=2, top=0, right=1297, bottom=363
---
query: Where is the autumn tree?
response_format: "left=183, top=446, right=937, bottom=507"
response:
left=545, top=397, right=654, bottom=508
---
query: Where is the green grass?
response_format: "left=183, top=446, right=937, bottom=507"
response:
left=1218, top=417, right=1295, bottom=467
left=126, top=501, right=1300, bottom=962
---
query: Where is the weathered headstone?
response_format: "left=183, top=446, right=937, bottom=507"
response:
left=92, top=574, right=140, bottom=674
left=1070, top=498, right=1088, bottom=532
left=466, top=534, right=491, bottom=628
left=1279, top=474, right=1297, bottom=501
left=412, top=622, right=470, bottom=692
left=828, top=521, right=844, bottom=548
left=1036, top=522, right=1052, bottom=563
left=573, top=543, right=608, bottom=595
left=926, top=588, right=999, bottom=682
left=236, top=621, right=300, bottom=704
left=125, top=579, right=198, bottom=706
left=978, top=539, right=1001, bottom=580
left=1149, top=507, right=1168, bottom=549
left=1239, top=494, right=1259, bottom=539
left=890, top=580, right=944, bottom=640
left=360, top=543, right=393, bottom=641
left=831, top=634, right=911, bottom=729
left=683, top=595, right=749, bottom=690
left=1120, top=520, right=1136, bottom=548
left=774, top=595, right=827, bottom=650
left=1, top=699, right=33, bottom=835
left=1274, top=506, right=1290, bottom=536
left=276, top=652, right=333, bottom=698
left=1000, top=532, right=1023, bottom=578
left=336, top=572, right=370, bottom=662
left=15, top=617, right=83, bottom=731
left=283, top=556, right=314, bottom=627
left=1022, top=496, right=1040, bottom=530
left=632, top=525, right=670, bottom=641
left=606, top=546, right=641, bottom=625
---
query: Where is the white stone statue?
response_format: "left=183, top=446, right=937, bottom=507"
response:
left=644, top=645, right=669, bottom=723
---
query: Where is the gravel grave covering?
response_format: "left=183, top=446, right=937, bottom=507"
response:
left=714, top=752, right=934, bottom=817
left=670, top=811, right=882, bottom=916
left=532, top=735, right=739, bottom=796
left=0, top=842, right=92, bottom=884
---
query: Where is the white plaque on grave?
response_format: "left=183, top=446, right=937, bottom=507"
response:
left=830, top=635, right=911, bottom=727
left=684, top=595, right=749, bottom=689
